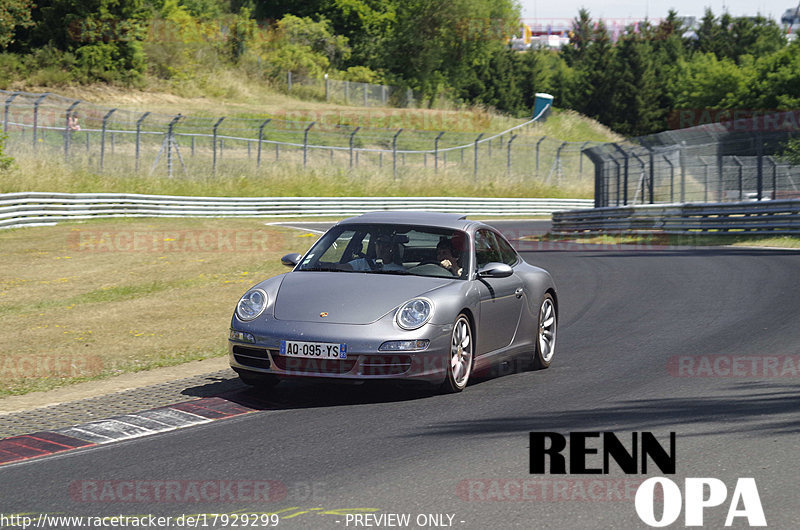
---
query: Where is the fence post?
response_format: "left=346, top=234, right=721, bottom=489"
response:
left=257, top=118, right=271, bottom=168
left=3, top=92, right=19, bottom=134
left=663, top=155, right=674, bottom=203
left=32, top=93, right=49, bottom=150
left=287, top=71, right=292, bottom=91
left=507, top=134, right=517, bottom=178
left=135, top=112, right=150, bottom=172
left=536, top=136, right=546, bottom=175
left=611, top=157, right=621, bottom=207
left=344, top=81, right=349, bottom=104
left=382, top=85, right=387, bottom=106
left=612, top=144, right=630, bottom=205
left=732, top=156, right=743, bottom=201
left=304, top=122, right=315, bottom=167
left=766, top=156, right=777, bottom=199
left=392, top=128, right=403, bottom=179
left=64, top=99, right=81, bottom=163
left=166, top=114, right=181, bottom=178
left=648, top=148, right=655, bottom=204
left=212, top=117, right=225, bottom=175
left=473, top=133, right=485, bottom=180
left=349, top=126, right=360, bottom=168
left=100, top=108, right=116, bottom=170
left=756, top=133, right=764, bottom=201
left=325, top=74, right=329, bottom=102
left=555, top=141, right=567, bottom=184
left=434, top=131, right=444, bottom=173
left=580, top=141, right=590, bottom=174
left=364, top=84, right=368, bottom=106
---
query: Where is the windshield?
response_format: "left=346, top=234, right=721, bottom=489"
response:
left=297, top=224, right=469, bottom=279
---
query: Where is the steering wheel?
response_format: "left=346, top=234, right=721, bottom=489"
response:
left=414, top=260, right=458, bottom=275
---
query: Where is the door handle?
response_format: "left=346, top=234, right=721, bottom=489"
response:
left=515, top=287, right=524, bottom=298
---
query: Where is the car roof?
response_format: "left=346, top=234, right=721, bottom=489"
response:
left=338, top=211, right=478, bottom=231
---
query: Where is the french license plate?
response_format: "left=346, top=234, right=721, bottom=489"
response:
left=280, top=340, right=347, bottom=359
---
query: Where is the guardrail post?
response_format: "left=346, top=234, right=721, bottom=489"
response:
left=212, top=117, right=225, bottom=175
left=507, top=134, right=517, bottom=178
left=536, top=136, right=546, bottom=175
left=64, top=100, right=81, bottom=163
left=257, top=119, right=271, bottom=168
left=135, top=112, right=150, bottom=171
left=392, top=128, right=403, bottom=179
left=732, top=156, right=743, bottom=201
left=303, top=122, right=315, bottom=167
left=663, top=155, right=674, bottom=203
left=434, top=131, right=444, bottom=173
left=473, top=133, right=484, bottom=181
left=100, top=108, right=116, bottom=170
left=349, top=126, right=360, bottom=168
left=32, top=93, right=49, bottom=150
left=3, top=92, right=19, bottom=134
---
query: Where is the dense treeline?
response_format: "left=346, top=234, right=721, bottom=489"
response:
left=1, top=1, right=799, bottom=136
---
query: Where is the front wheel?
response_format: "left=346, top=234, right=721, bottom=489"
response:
left=440, top=314, right=474, bottom=393
left=532, top=294, right=556, bottom=370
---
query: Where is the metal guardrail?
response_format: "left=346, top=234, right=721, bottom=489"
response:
left=552, top=199, right=800, bottom=235
left=0, top=193, right=593, bottom=229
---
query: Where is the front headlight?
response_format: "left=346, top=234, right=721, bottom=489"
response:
left=396, top=298, right=433, bottom=330
left=236, top=289, right=268, bottom=321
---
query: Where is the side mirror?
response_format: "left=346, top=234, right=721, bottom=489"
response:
left=477, top=262, right=513, bottom=279
left=281, top=253, right=302, bottom=267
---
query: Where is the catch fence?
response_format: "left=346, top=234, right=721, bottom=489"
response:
left=588, top=112, right=800, bottom=207
left=1, top=90, right=597, bottom=190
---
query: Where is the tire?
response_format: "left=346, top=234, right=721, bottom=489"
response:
left=440, top=314, right=474, bottom=393
left=532, top=293, right=556, bottom=370
left=235, top=369, right=279, bottom=389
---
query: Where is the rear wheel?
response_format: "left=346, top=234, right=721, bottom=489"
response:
left=440, top=314, right=473, bottom=393
left=532, top=294, right=556, bottom=370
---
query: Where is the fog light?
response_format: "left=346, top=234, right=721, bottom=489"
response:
left=230, top=330, right=255, bottom=343
left=379, top=339, right=429, bottom=351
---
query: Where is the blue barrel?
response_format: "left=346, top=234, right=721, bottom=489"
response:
left=533, top=93, right=554, bottom=121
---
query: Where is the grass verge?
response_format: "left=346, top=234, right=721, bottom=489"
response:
left=0, top=217, right=312, bottom=397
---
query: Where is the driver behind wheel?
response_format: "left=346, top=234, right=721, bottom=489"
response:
left=437, top=237, right=463, bottom=276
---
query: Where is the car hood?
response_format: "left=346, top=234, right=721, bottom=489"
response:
left=274, top=272, right=455, bottom=324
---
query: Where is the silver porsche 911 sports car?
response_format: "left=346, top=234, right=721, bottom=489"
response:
left=229, top=212, right=557, bottom=393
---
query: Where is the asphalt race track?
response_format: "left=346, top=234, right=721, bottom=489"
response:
left=2, top=220, right=800, bottom=529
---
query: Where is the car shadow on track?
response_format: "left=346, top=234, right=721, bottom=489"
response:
left=179, top=359, right=534, bottom=411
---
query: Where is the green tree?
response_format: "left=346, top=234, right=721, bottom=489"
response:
left=0, top=0, right=35, bottom=49
left=607, top=27, right=661, bottom=136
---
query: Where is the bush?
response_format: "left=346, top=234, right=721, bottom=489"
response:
left=0, top=135, right=15, bottom=172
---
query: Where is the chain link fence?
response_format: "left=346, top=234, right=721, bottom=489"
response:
left=1, top=90, right=597, bottom=190
left=587, top=112, right=800, bottom=207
